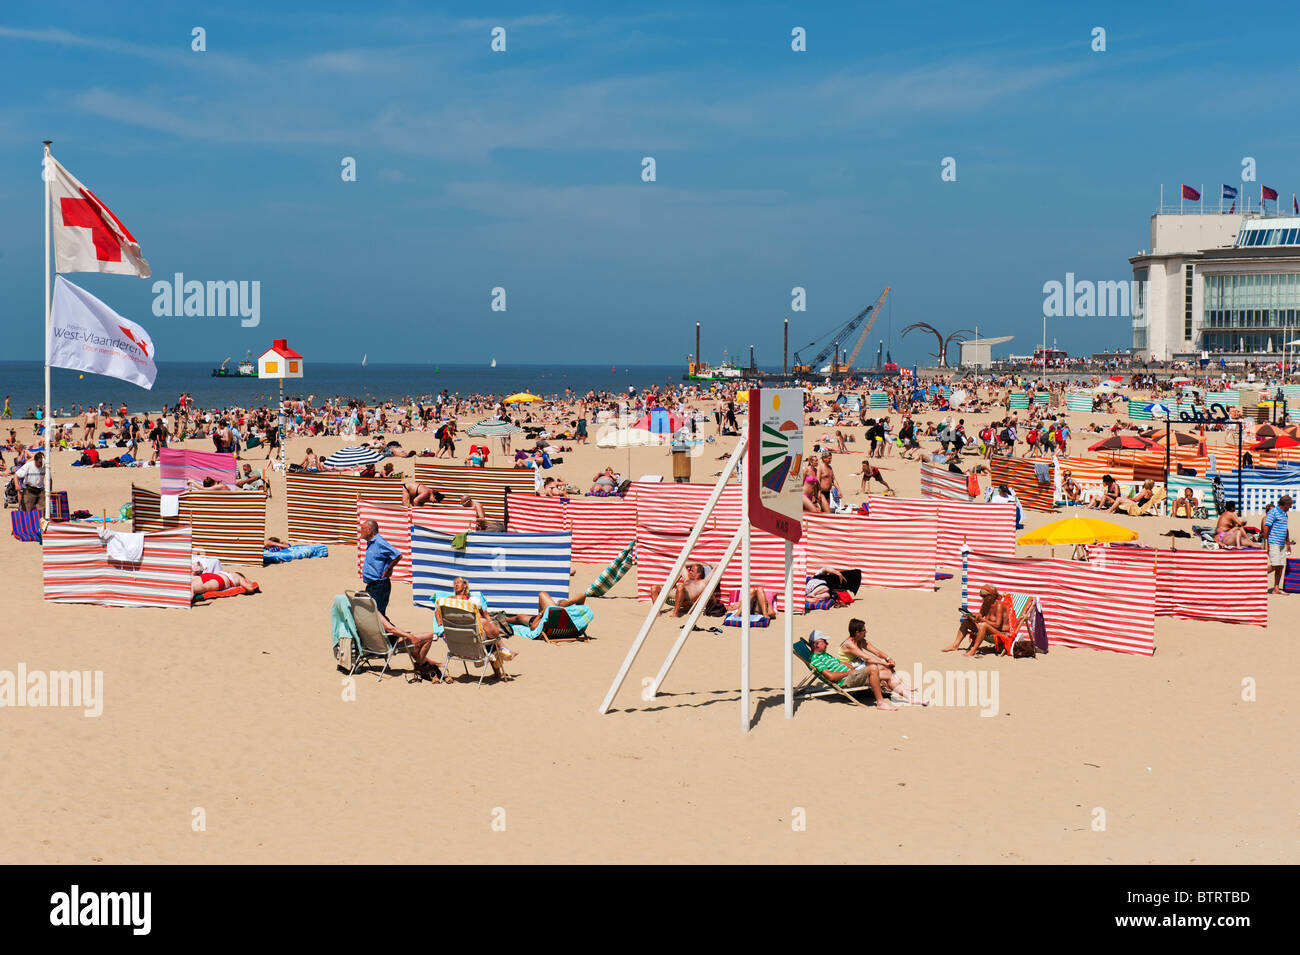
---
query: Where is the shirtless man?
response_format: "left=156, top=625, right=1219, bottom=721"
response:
left=816, top=451, right=838, bottom=510
left=402, top=481, right=444, bottom=507
left=944, top=584, right=1010, bottom=656
left=655, top=562, right=722, bottom=617
left=857, top=459, right=894, bottom=495
left=1214, top=502, right=1262, bottom=549
left=82, top=408, right=97, bottom=445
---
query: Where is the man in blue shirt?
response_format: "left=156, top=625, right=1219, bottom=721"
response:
left=359, top=519, right=401, bottom=614
left=1264, top=495, right=1293, bottom=594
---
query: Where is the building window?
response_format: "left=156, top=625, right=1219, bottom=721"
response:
left=1184, top=264, right=1194, bottom=341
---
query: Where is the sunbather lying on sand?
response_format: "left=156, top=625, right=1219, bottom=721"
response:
left=1215, top=502, right=1263, bottom=548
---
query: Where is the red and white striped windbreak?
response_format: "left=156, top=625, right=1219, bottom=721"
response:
left=934, top=500, right=1017, bottom=568
left=920, top=462, right=973, bottom=500
left=44, top=523, right=193, bottom=609
left=803, top=513, right=937, bottom=591
left=635, top=526, right=807, bottom=613
left=964, top=552, right=1156, bottom=656
left=356, top=501, right=474, bottom=584
left=507, top=495, right=568, bottom=534
left=861, top=498, right=939, bottom=569
left=1086, top=545, right=1267, bottom=627
left=630, top=482, right=742, bottom=533
left=569, top=498, right=637, bottom=564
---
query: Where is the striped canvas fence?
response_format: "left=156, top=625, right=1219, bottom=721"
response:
left=131, top=485, right=267, bottom=565
left=1064, top=390, right=1092, bottom=412
left=631, top=481, right=743, bottom=533
left=868, top=391, right=889, bottom=409
left=43, top=524, right=193, bottom=609
left=1166, top=473, right=1216, bottom=517
left=867, top=496, right=1015, bottom=569
left=1205, top=472, right=1300, bottom=515
left=1207, top=390, right=1240, bottom=406
left=411, top=463, right=536, bottom=524
left=920, top=462, right=974, bottom=500
left=1033, top=393, right=1050, bottom=406
left=802, top=514, right=936, bottom=591
left=285, top=473, right=404, bottom=543
left=1008, top=393, right=1030, bottom=409
left=506, top=494, right=569, bottom=533
left=410, top=526, right=572, bottom=614
left=159, top=448, right=236, bottom=496
left=1128, top=402, right=1154, bottom=421
left=989, top=456, right=1056, bottom=512
left=569, top=498, right=638, bottom=564
left=859, top=498, right=938, bottom=568
left=1087, top=545, right=1267, bottom=626
left=964, top=552, right=1156, bottom=656
left=634, top=526, right=808, bottom=611
left=355, top=501, right=475, bottom=584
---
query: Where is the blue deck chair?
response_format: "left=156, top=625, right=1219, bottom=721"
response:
left=11, top=510, right=42, bottom=542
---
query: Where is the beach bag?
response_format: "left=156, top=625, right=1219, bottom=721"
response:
left=1012, top=636, right=1036, bottom=658
left=966, top=474, right=980, bottom=497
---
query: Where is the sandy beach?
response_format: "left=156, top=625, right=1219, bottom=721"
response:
left=3, top=402, right=1297, bottom=865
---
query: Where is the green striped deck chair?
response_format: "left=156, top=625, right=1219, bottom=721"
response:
left=791, top=635, right=871, bottom=707
left=585, top=540, right=635, bottom=597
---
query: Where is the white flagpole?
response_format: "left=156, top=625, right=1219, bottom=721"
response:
left=740, top=464, right=751, bottom=733
left=43, top=141, right=53, bottom=518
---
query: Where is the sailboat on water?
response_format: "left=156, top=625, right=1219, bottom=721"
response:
left=362, top=353, right=367, bottom=367
left=491, top=358, right=497, bottom=368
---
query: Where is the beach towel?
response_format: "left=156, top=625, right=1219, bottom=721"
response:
left=263, top=543, right=329, bottom=564
left=330, top=593, right=359, bottom=653
left=510, top=603, right=594, bottom=640
left=194, top=583, right=259, bottom=602
left=723, top=613, right=771, bottom=628
left=103, top=531, right=145, bottom=563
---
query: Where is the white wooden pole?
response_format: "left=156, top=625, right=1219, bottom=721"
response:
left=647, top=524, right=743, bottom=697
left=783, top=537, right=794, bottom=718
left=740, top=464, right=751, bottom=733
left=43, top=141, right=52, bottom=518
left=599, top=433, right=747, bottom=714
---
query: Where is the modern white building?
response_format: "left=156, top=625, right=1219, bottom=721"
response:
left=1130, top=212, right=1300, bottom=360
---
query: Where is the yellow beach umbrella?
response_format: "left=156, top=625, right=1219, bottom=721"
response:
left=735, top=390, right=749, bottom=402
left=1017, top=517, right=1139, bottom=547
left=504, top=392, right=541, bottom=404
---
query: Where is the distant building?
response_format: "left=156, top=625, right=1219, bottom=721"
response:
left=1130, top=211, right=1300, bottom=360
left=958, top=336, right=1013, bottom=369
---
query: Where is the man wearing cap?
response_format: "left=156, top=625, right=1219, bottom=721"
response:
left=944, top=584, right=1010, bottom=656
left=805, top=631, right=898, bottom=711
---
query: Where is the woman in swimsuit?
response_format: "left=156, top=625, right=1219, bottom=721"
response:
left=1214, top=502, right=1263, bottom=548
left=403, top=482, right=444, bottom=507
left=301, top=448, right=320, bottom=471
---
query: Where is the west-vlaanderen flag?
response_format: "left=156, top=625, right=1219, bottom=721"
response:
left=1181, top=184, right=1201, bottom=201
left=48, top=276, right=156, bottom=389
left=1222, top=184, right=1238, bottom=200
left=1262, top=185, right=1279, bottom=202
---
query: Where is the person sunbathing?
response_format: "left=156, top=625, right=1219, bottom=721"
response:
left=1061, top=469, right=1082, bottom=504
left=187, top=476, right=231, bottom=491
left=234, top=464, right=266, bottom=491
left=1089, top=475, right=1120, bottom=510
left=837, top=619, right=926, bottom=708
left=402, top=481, right=445, bottom=507
left=191, top=565, right=260, bottom=597
left=654, top=562, right=724, bottom=617
left=483, top=591, right=588, bottom=637
left=1170, top=486, right=1199, bottom=519
left=727, top=587, right=775, bottom=620
left=541, top=477, right=566, bottom=497
left=301, top=449, right=321, bottom=471
left=1109, top=479, right=1155, bottom=515
left=590, top=466, right=619, bottom=493
left=944, top=584, right=1009, bottom=656
left=1214, top=502, right=1262, bottom=549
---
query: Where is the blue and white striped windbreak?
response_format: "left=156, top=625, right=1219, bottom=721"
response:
left=410, top=525, right=572, bottom=614
left=324, top=445, right=384, bottom=468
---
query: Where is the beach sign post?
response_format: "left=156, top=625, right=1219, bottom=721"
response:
left=257, top=339, right=304, bottom=472
left=746, top=388, right=805, bottom=723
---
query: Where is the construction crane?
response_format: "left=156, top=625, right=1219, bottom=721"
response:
left=790, top=287, right=891, bottom=375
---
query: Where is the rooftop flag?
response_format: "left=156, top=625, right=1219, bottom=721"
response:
left=1262, top=185, right=1279, bottom=202
left=1181, top=184, right=1201, bottom=201
left=1222, top=184, right=1238, bottom=200
left=45, top=155, right=150, bottom=278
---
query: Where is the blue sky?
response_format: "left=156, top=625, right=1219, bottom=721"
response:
left=2, top=1, right=1299, bottom=366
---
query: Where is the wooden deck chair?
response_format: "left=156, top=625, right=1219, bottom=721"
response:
left=344, top=590, right=414, bottom=682
left=437, top=603, right=506, bottom=685
left=791, top=637, right=870, bottom=707
left=1133, top=486, right=1166, bottom=516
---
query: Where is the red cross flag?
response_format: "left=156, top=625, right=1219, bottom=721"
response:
left=46, top=155, right=150, bottom=278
